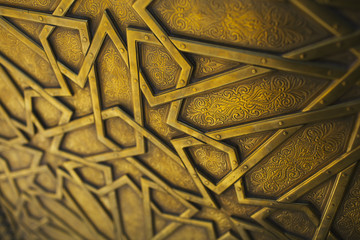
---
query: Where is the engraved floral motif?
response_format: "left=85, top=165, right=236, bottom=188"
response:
left=0, top=0, right=53, bottom=10
left=301, top=179, right=333, bottom=211
left=192, top=55, right=240, bottom=80
left=97, top=40, right=132, bottom=110
left=72, top=0, right=146, bottom=34
left=247, top=118, right=351, bottom=197
left=0, top=26, right=58, bottom=88
left=305, top=187, right=327, bottom=208
left=233, top=131, right=273, bottom=159
left=141, top=44, right=180, bottom=90
left=184, top=73, right=326, bottom=129
left=146, top=105, right=179, bottom=140
left=238, top=137, right=260, bottom=151
left=139, top=143, right=198, bottom=192
left=51, top=29, right=84, bottom=71
left=271, top=210, right=316, bottom=238
left=334, top=168, right=360, bottom=240
left=152, top=0, right=327, bottom=51
left=190, top=145, right=230, bottom=180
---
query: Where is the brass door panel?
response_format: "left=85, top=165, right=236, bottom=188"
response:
left=0, top=0, right=359, bottom=239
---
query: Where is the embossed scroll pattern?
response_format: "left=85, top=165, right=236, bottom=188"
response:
left=50, top=28, right=84, bottom=71
left=97, top=39, right=133, bottom=110
left=191, top=55, right=241, bottom=80
left=334, top=166, right=360, bottom=240
left=152, top=0, right=328, bottom=51
left=189, top=145, right=230, bottom=180
left=184, top=73, right=326, bottom=129
left=72, top=0, right=146, bottom=33
left=0, top=25, right=58, bottom=87
left=141, top=43, right=180, bottom=90
left=145, top=104, right=180, bottom=140
left=247, top=118, right=351, bottom=197
left=0, top=0, right=359, bottom=239
left=270, top=210, right=316, bottom=239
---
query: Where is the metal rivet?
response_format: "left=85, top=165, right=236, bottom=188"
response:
left=283, top=131, right=288, bottom=136
left=261, top=58, right=267, bottom=64
left=59, top=8, right=63, bottom=13
left=82, top=37, right=87, bottom=42
left=336, top=42, right=342, bottom=48
left=326, top=215, right=331, bottom=219
left=232, top=161, right=237, bottom=165
left=186, top=140, right=192, bottom=145
left=346, top=107, right=352, bottom=111
left=39, top=16, right=44, bottom=21
left=286, top=197, right=290, bottom=200
left=180, top=43, right=186, bottom=49
left=89, top=53, right=94, bottom=57
left=204, top=181, right=209, bottom=185
left=120, top=48, right=125, bottom=53
left=161, top=36, right=166, bottom=41
left=134, top=78, right=138, bottom=82
left=179, top=79, right=185, bottom=85
left=299, top=53, right=305, bottom=59
left=144, top=35, right=149, bottom=40
left=243, top=165, right=248, bottom=169
left=342, top=173, right=348, bottom=177
left=326, top=170, right=331, bottom=174
left=356, top=134, right=360, bottom=138
left=215, top=134, right=221, bottom=139
left=278, top=121, right=284, bottom=126
left=341, top=81, right=346, bottom=86
left=236, top=187, right=241, bottom=191
left=327, top=70, right=332, bottom=76
left=320, top=99, right=325, bottom=104
left=252, top=69, right=257, bottom=74
left=333, top=24, right=339, bottom=29
left=142, top=84, right=146, bottom=89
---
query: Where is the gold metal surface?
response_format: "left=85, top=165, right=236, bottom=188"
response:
left=0, top=0, right=359, bottom=239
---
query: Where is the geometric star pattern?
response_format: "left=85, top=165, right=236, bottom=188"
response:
left=0, top=0, right=360, bottom=239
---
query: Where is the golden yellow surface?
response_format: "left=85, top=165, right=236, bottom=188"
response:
left=0, top=0, right=360, bottom=239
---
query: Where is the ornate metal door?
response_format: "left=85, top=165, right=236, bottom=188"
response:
left=0, top=0, right=360, bottom=239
